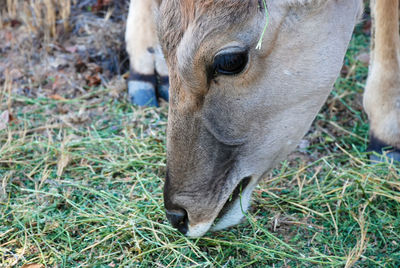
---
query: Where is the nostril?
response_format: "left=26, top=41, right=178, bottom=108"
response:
left=166, top=209, right=188, bottom=234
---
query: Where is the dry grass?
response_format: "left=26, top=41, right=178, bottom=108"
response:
left=0, top=1, right=399, bottom=267
left=1, top=0, right=72, bottom=40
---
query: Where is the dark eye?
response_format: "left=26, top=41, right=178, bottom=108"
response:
left=213, top=52, right=248, bottom=75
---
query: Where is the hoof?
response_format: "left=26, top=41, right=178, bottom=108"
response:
left=368, top=134, right=400, bottom=163
left=128, top=80, right=158, bottom=107
left=128, top=72, right=158, bottom=107
left=157, top=76, right=169, bottom=102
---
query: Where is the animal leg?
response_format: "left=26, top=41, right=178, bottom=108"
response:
left=125, top=0, right=168, bottom=107
left=364, top=0, right=400, bottom=162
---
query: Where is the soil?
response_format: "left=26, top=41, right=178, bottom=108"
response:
left=0, top=0, right=130, bottom=104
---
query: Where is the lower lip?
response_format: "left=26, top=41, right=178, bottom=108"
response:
left=216, top=176, right=252, bottom=220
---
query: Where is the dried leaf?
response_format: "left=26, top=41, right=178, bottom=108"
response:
left=75, top=59, right=87, bottom=73
left=92, top=0, right=113, bottom=12
left=49, top=94, right=67, bottom=101
left=86, top=74, right=101, bottom=87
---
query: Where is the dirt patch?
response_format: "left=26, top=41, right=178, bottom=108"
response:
left=0, top=0, right=130, bottom=107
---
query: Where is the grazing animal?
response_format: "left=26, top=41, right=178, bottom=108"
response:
left=125, top=0, right=400, bottom=237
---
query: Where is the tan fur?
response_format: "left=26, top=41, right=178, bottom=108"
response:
left=125, top=0, right=399, bottom=237
left=157, top=0, right=362, bottom=237
left=364, top=0, right=400, bottom=148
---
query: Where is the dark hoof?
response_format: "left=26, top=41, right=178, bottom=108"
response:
left=368, top=134, right=400, bottom=163
left=157, top=78, right=169, bottom=102
left=127, top=71, right=170, bottom=106
left=128, top=71, right=159, bottom=107
left=370, top=151, right=400, bottom=163
left=128, top=80, right=158, bottom=107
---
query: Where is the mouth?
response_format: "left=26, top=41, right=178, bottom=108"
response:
left=185, top=176, right=254, bottom=237
left=215, top=176, right=252, bottom=223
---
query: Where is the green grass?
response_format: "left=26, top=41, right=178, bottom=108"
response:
left=1, top=22, right=400, bottom=268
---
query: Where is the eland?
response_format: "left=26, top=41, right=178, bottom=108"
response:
left=126, top=0, right=400, bottom=237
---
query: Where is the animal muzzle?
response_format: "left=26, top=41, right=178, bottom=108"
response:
left=164, top=175, right=255, bottom=237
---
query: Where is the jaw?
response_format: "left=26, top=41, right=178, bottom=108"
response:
left=185, top=176, right=258, bottom=238
left=211, top=176, right=257, bottom=231
left=186, top=222, right=214, bottom=238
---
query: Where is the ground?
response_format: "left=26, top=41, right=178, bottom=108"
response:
left=0, top=1, right=399, bottom=267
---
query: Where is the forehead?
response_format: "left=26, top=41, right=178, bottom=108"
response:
left=159, top=0, right=259, bottom=57
left=158, top=0, right=260, bottom=105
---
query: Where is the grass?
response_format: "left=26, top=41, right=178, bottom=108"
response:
left=0, top=0, right=71, bottom=39
left=1, top=9, right=400, bottom=268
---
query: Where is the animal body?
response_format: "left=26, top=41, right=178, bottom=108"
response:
left=125, top=0, right=400, bottom=237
